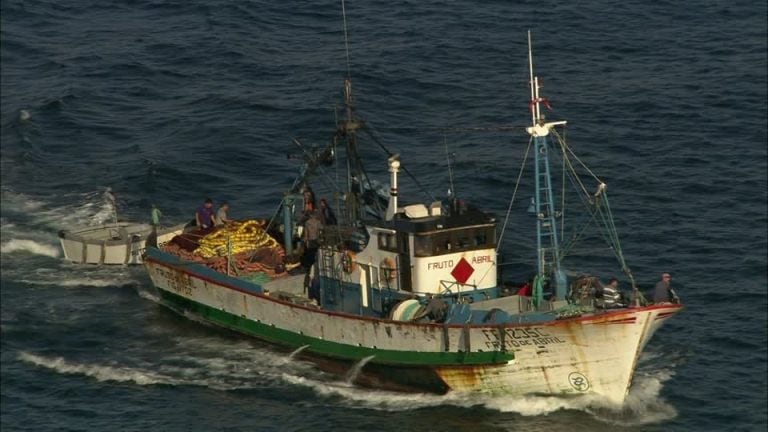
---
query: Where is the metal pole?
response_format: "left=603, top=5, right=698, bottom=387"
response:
left=227, top=233, right=232, bottom=276
left=283, top=195, right=299, bottom=256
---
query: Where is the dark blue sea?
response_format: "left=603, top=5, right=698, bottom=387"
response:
left=1, top=0, right=766, bottom=430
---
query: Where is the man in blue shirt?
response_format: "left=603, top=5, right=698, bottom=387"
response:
left=195, top=198, right=216, bottom=230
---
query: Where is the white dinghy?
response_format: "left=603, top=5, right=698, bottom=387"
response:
left=58, top=221, right=186, bottom=265
left=58, top=189, right=186, bottom=265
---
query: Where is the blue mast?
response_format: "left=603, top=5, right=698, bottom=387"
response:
left=526, top=32, right=568, bottom=303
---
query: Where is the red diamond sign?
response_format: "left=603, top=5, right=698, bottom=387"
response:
left=451, top=257, right=475, bottom=284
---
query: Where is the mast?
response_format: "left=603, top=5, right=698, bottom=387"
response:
left=526, top=31, right=568, bottom=302
left=341, top=78, right=364, bottom=223
left=336, top=0, right=380, bottom=225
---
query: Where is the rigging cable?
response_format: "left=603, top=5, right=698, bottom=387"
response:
left=560, top=127, right=567, bottom=244
left=496, top=135, right=533, bottom=253
left=361, top=125, right=438, bottom=203
left=552, top=130, right=594, bottom=197
left=550, top=129, right=643, bottom=297
left=444, top=134, right=456, bottom=198
left=292, top=138, right=341, bottom=193
left=358, top=124, right=530, bottom=134
left=552, top=129, right=602, bottom=184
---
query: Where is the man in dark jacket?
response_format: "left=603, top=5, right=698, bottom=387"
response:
left=653, top=273, right=680, bottom=304
left=302, top=210, right=322, bottom=292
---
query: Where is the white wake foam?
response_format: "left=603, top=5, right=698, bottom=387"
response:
left=472, top=370, right=677, bottom=425
left=137, top=287, right=161, bottom=303
left=34, top=197, right=116, bottom=229
left=585, top=368, right=678, bottom=426
left=112, top=332, right=324, bottom=391
left=7, top=262, right=139, bottom=288
left=18, top=352, right=176, bottom=386
left=277, top=364, right=677, bottom=426
left=280, top=374, right=466, bottom=409
left=18, top=346, right=281, bottom=392
left=16, top=277, right=122, bottom=288
left=0, top=239, right=60, bottom=258
left=0, top=190, right=45, bottom=213
left=130, top=325, right=678, bottom=426
left=1, top=187, right=124, bottom=232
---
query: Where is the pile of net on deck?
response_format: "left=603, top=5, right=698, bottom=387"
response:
left=162, top=219, right=288, bottom=277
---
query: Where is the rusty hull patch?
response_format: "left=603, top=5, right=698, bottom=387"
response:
left=434, top=363, right=508, bottom=390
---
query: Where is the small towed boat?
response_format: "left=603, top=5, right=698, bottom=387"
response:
left=59, top=222, right=186, bottom=265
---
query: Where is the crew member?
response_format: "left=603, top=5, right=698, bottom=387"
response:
left=196, top=198, right=215, bottom=230
left=653, top=273, right=680, bottom=304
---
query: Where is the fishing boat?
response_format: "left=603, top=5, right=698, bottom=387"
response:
left=142, top=30, right=682, bottom=404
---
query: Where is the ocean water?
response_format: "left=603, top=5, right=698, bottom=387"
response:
left=1, top=0, right=766, bottom=431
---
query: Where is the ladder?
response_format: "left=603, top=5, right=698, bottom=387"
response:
left=320, top=248, right=337, bottom=279
left=533, top=135, right=563, bottom=280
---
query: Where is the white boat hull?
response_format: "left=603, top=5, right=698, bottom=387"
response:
left=144, top=248, right=682, bottom=404
left=435, top=306, right=677, bottom=403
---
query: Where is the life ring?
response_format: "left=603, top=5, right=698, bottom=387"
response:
left=380, top=256, right=397, bottom=282
left=341, top=250, right=356, bottom=273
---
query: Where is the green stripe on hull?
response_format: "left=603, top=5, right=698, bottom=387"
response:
left=158, top=289, right=514, bottom=366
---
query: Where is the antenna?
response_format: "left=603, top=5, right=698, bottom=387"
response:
left=443, top=135, right=455, bottom=198
left=341, top=0, right=352, bottom=79
left=527, top=30, right=537, bottom=126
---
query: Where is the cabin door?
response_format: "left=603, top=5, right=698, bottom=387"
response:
left=397, top=233, right=412, bottom=291
left=361, top=264, right=381, bottom=314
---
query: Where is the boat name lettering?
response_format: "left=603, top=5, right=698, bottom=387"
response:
left=471, top=255, right=493, bottom=264
left=155, top=267, right=193, bottom=296
left=481, top=327, right=566, bottom=349
left=506, top=336, right=566, bottom=348
left=427, top=260, right=453, bottom=270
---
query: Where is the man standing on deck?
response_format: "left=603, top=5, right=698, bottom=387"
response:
left=653, top=273, right=680, bottom=304
left=195, top=198, right=215, bottom=230
left=151, top=204, right=163, bottom=227
left=318, top=198, right=337, bottom=226
left=147, top=204, right=162, bottom=248
left=216, top=201, right=231, bottom=226
left=302, top=210, right=322, bottom=293
left=601, top=277, right=623, bottom=308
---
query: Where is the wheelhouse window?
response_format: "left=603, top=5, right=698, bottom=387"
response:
left=378, top=232, right=397, bottom=252
left=414, top=226, right=496, bottom=257
left=414, top=235, right=433, bottom=256
left=474, top=230, right=487, bottom=246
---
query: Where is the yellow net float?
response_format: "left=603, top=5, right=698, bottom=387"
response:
left=194, top=219, right=278, bottom=258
